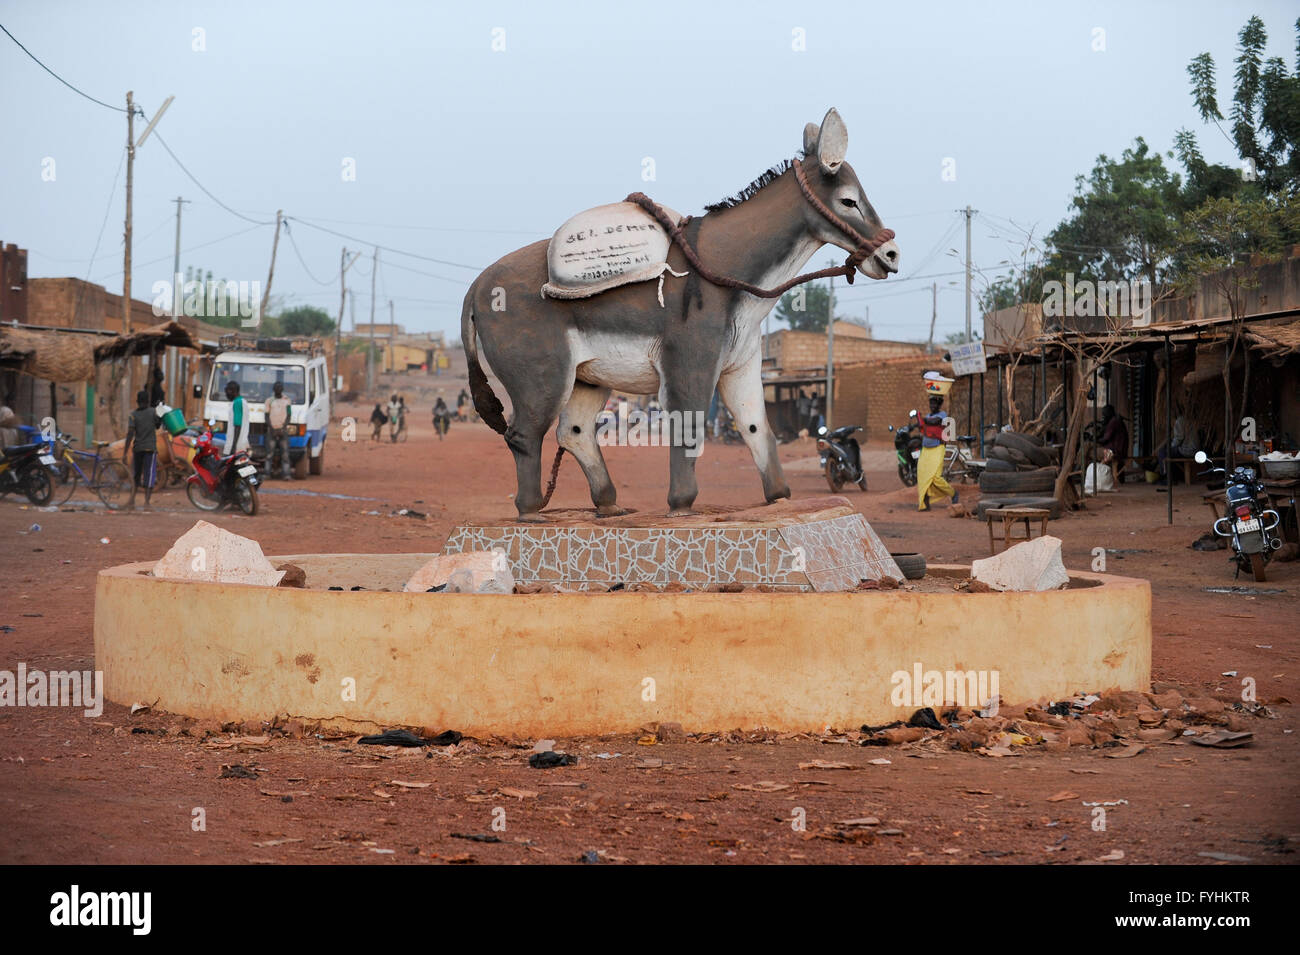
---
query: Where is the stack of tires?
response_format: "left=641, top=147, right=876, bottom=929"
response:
left=977, top=431, right=1062, bottom=519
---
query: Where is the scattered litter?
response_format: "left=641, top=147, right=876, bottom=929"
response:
left=732, top=781, right=789, bottom=792
left=1106, top=744, right=1146, bottom=759
left=1203, top=586, right=1285, bottom=595
left=219, top=764, right=259, bottom=779
left=451, top=833, right=501, bottom=843
left=798, top=760, right=854, bottom=770
left=389, top=780, right=431, bottom=789
left=594, top=752, right=621, bottom=759
left=358, top=729, right=429, bottom=747
left=28, top=524, right=40, bottom=533
left=1191, top=730, right=1253, bottom=748
left=867, top=758, right=891, bottom=766
left=1081, top=799, right=1129, bottom=807
left=532, top=739, right=556, bottom=753
left=1046, top=791, right=1077, bottom=802
left=129, top=702, right=151, bottom=715
left=1197, top=851, right=1252, bottom=863
left=99, top=538, right=110, bottom=544
left=498, top=787, right=537, bottom=800
left=1097, top=849, right=1125, bottom=861
left=1221, top=670, right=1238, bottom=677
left=907, top=707, right=943, bottom=730
left=529, top=751, right=578, bottom=769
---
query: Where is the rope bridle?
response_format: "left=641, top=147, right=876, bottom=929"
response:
left=625, top=157, right=895, bottom=301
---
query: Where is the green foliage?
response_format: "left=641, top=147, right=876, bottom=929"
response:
left=943, top=329, right=980, bottom=345
left=774, top=283, right=832, bottom=332
left=272, top=305, right=335, bottom=337
left=1044, top=138, right=1185, bottom=288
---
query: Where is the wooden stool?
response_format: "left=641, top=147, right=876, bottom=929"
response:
left=985, top=507, right=1051, bottom=554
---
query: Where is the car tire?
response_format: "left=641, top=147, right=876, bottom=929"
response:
left=979, top=467, right=1058, bottom=494
left=309, top=445, right=323, bottom=476
left=293, top=450, right=309, bottom=479
left=994, top=432, right=1053, bottom=467
left=983, top=457, right=1016, bottom=472
left=889, top=552, right=927, bottom=580
left=975, top=494, right=1063, bottom=520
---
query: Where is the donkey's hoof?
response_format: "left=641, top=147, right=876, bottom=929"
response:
left=667, top=508, right=697, bottom=518
left=515, top=512, right=549, bottom=524
left=596, top=504, right=630, bottom=518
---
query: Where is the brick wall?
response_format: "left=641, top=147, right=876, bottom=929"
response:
left=833, top=353, right=1066, bottom=443
left=764, top=330, right=925, bottom=373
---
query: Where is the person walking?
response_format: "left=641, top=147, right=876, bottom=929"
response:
left=124, top=389, right=159, bottom=511
left=370, top=403, right=387, bottom=441
left=224, top=381, right=250, bottom=457
left=387, top=394, right=403, bottom=442
left=916, top=395, right=958, bottom=512
left=265, top=381, right=294, bottom=480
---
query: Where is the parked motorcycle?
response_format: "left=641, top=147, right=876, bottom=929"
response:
left=0, top=440, right=58, bottom=505
left=889, top=411, right=922, bottom=487
left=1195, top=450, right=1281, bottom=581
left=185, top=424, right=260, bottom=515
left=817, top=425, right=868, bottom=492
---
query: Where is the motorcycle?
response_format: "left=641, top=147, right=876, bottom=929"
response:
left=889, top=411, right=922, bottom=487
left=817, top=425, right=868, bottom=492
left=1195, top=450, right=1282, bottom=582
left=185, top=424, right=260, bottom=515
left=0, top=439, right=58, bottom=505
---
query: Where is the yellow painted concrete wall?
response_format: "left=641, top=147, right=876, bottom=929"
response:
left=94, top=557, right=1150, bottom=736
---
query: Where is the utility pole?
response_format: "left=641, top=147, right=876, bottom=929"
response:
left=123, top=91, right=134, bottom=334
left=171, top=196, right=190, bottom=317
left=336, top=247, right=360, bottom=392
left=963, top=205, right=975, bottom=344
left=366, top=247, right=378, bottom=394
left=388, top=299, right=395, bottom=375
left=825, top=266, right=836, bottom=431
left=123, top=93, right=173, bottom=334
left=928, top=282, right=937, bottom=353
left=260, top=209, right=283, bottom=327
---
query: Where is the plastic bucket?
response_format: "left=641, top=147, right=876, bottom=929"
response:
left=161, top=408, right=188, bottom=436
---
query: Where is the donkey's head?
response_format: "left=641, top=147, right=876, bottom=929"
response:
left=799, top=108, right=900, bottom=280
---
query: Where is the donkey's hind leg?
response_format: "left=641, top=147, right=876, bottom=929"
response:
left=558, top=382, right=625, bottom=516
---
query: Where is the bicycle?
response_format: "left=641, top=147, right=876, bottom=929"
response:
left=51, top=433, right=131, bottom=509
left=942, top=434, right=984, bottom=484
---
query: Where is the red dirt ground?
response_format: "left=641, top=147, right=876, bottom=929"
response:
left=1, top=386, right=1296, bottom=865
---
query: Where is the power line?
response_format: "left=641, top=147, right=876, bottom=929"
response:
left=286, top=216, right=482, bottom=270
left=0, top=22, right=127, bottom=112
left=283, top=221, right=334, bottom=286
left=151, top=130, right=274, bottom=226
left=94, top=223, right=267, bottom=283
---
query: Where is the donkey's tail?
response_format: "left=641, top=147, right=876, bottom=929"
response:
left=461, top=292, right=508, bottom=437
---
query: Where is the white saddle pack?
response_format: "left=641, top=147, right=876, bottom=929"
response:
left=541, top=201, right=688, bottom=306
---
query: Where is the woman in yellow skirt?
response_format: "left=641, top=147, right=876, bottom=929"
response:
left=917, top=395, right=958, bottom=511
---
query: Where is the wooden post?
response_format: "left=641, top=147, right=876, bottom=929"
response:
left=123, top=91, right=134, bottom=334
left=259, top=210, right=283, bottom=326
left=366, top=248, right=377, bottom=394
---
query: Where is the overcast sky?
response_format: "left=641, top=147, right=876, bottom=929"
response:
left=2, top=0, right=1293, bottom=342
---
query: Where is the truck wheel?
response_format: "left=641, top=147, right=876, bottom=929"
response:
left=309, top=445, right=324, bottom=476
left=293, top=451, right=309, bottom=479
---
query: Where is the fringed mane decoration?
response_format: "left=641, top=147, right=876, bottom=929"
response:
left=703, top=158, right=797, bottom=212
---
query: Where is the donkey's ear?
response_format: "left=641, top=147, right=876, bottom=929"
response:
left=803, top=122, right=820, bottom=156
left=816, top=108, right=848, bottom=175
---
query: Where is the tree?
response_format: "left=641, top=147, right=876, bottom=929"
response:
left=1182, top=15, right=1300, bottom=200
left=942, top=330, right=980, bottom=345
left=1177, top=195, right=1296, bottom=463
left=274, top=305, right=335, bottom=337
left=774, top=283, right=831, bottom=332
left=1044, top=138, right=1186, bottom=289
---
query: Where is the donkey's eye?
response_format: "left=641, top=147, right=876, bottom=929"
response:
left=839, top=198, right=858, bottom=209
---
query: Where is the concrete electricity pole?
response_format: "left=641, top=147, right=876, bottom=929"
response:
left=963, top=205, right=975, bottom=344
left=123, top=93, right=173, bottom=334
left=260, top=210, right=283, bottom=325
left=336, top=247, right=360, bottom=392
left=171, top=196, right=190, bottom=317
left=366, top=248, right=378, bottom=394
left=928, top=282, right=937, bottom=353
left=825, top=265, right=836, bottom=430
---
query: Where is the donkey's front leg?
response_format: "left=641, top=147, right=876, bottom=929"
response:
left=717, top=361, right=790, bottom=503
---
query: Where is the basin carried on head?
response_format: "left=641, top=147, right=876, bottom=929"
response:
left=94, top=551, right=1151, bottom=736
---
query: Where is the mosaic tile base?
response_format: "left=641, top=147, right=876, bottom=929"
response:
left=443, top=497, right=902, bottom=592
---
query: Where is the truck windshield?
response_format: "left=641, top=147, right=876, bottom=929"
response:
left=211, top=362, right=305, bottom=403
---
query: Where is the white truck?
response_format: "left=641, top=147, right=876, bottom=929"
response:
left=200, top=336, right=330, bottom=478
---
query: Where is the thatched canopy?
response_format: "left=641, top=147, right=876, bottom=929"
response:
left=1245, top=319, right=1300, bottom=359
left=0, top=325, right=97, bottom=381
left=93, top=320, right=198, bottom=363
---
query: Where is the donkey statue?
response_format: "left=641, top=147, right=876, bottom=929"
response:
left=462, top=108, right=899, bottom=521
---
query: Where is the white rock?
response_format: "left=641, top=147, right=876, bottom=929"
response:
left=403, top=550, right=514, bottom=594
left=971, top=535, right=1070, bottom=592
left=152, top=520, right=285, bottom=587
